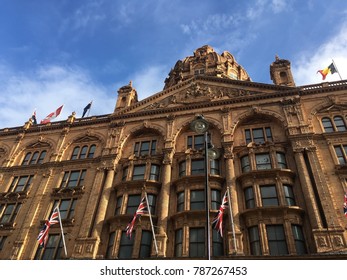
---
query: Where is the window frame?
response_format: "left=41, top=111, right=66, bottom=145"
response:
left=59, top=170, right=86, bottom=189
left=189, top=227, right=205, bottom=258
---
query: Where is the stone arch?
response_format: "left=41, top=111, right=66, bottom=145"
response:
left=118, top=122, right=166, bottom=158
left=172, top=115, right=224, bottom=144
left=60, top=131, right=106, bottom=160
left=231, top=107, right=287, bottom=134
left=11, top=137, right=55, bottom=165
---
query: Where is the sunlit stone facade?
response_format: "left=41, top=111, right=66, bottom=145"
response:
left=1, top=46, right=347, bottom=259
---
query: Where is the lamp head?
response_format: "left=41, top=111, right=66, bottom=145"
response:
left=190, top=115, right=209, bottom=134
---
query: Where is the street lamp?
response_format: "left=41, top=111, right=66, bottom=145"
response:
left=190, top=115, right=219, bottom=260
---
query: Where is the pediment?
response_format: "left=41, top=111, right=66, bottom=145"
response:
left=114, top=76, right=290, bottom=115
left=27, top=141, right=51, bottom=149
left=317, top=103, right=347, bottom=113
left=74, top=135, right=100, bottom=144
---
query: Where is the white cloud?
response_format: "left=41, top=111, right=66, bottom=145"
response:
left=0, top=63, right=114, bottom=128
left=292, top=21, right=347, bottom=85
left=130, top=65, right=169, bottom=100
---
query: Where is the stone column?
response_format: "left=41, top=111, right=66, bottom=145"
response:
left=155, top=148, right=173, bottom=257
left=293, top=149, right=322, bottom=229
left=223, top=143, right=243, bottom=254
left=72, top=166, right=115, bottom=259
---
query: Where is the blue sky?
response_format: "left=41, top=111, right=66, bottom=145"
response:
left=1, top=0, right=347, bottom=128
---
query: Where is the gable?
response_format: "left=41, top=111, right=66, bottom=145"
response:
left=113, top=76, right=292, bottom=116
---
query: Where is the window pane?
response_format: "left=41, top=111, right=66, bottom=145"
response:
left=260, top=185, right=278, bottom=206
left=212, top=229, right=224, bottom=257
left=105, top=232, right=116, bottom=259
left=252, top=128, right=265, bottom=144
left=118, top=231, right=134, bottom=259
left=71, top=147, right=80, bottom=160
left=249, top=226, right=262, bottom=255
left=149, top=164, right=160, bottom=181
left=177, top=192, right=184, bottom=212
left=179, top=161, right=186, bottom=177
left=334, top=146, right=346, bottom=164
left=189, top=228, right=205, bottom=257
left=191, top=159, right=205, bottom=175
left=245, top=129, right=251, bottom=144
left=266, top=225, right=288, bottom=256
left=244, top=187, right=255, bottom=209
left=322, top=117, right=334, bottom=132
left=276, top=152, right=287, bottom=169
left=211, top=189, right=221, bottom=210
left=190, top=190, right=204, bottom=210
left=115, top=196, right=123, bottom=215
left=87, top=145, right=96, bottom=158
left=334, top=116, right=346, bottom=131
left=37, top=150, right=46, bottom=164
left=241, top=156, right=250, bottom=172
left=265, top=127, right=273, bottom=142
left=140, top=141, right=150, bottom=156
left=292, top=225, right=307, bottom=255
left=80, top=146, right=88, bottom=159
left=126, top=195, right=141, bottom=214
left=210, top=159, right=220, bottom=175
left=283, top=185, right=296, bottom=206
left=22, top=152, right=31, bottom=165
left=139, top=231, right=152, bottom=258
left=132, top=165, right=145, bottom=180
left=175, top=229, right=183, bottom=257
left=256, top=154, right=271, bottom=170
left=194, top=135, right=204, bottom=150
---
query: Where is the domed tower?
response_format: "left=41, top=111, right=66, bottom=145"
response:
left=163, top=45, right=251, bottom=89
left=270, top=55, right=295, bottom=86
left=114, top=81, right=138, bottom=112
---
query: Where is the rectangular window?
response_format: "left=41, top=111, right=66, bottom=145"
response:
left=211, top=189, right=221, bottom=210
left=132, top=165, right=146, bottom=180
left=149, top=164, right=160, bottom=181
left=179, top=161, right=186, bottom=177
left=126, top=195, right=141, bottom=214
left=122, top=166, right=128, bottom=181
left=134, top=140, right=157, bottom=156
left=190, top=190, right=205, bottom=210
left=53, top=199, right=77, bottom=220
left=210, top=159, right=220, bottom=175
left=283, top=185, right=296, bottom=206
left=105, top=232, right=116, bottom=259
left=177, top=192, right=184, bottom=212
left=9, top=175, right=34, bottom=192
left=189, top=228, right=205, bottom=257
left=35, top=234, right=64, bottom=260
left=139, top=230, right=152, bottom=258
left=260, top=185, right=278, bottom=206
left=241, top=155, right=250, bottom=172
left=276, top=152, right=287, bottom=169
left=0, top=236, right=7, bottom=251
left=244, top=187, right=255, bottom=209
left=147, top=194, right=156, bottom=215
left=60, top=170, right=86, bottom=188
left=266, top=225, right=288, bottom=256
left=256, top=153, right=271, bottom=170
left=0, top=203, right=21, bottom=224
left=334, top=145, right=347, bottom=164
left=191, top=159, right=205, bottom=175
left=187, top=134, right=210, bottom=150
left=248, top=226, right=262, bottom=255
left=245, top=127, right=272, bottom=144
left=115, top=196, right=123, bottom=215
left=292, top=225, right=307, bottom=255
left=175, top=229, right=183, bottom=257
left=118, top=231, right=134, bottom=259
left=212, top=229, right=224, bottom=257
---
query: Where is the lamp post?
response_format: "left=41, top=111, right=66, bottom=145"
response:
left=190, top=115, right=219, bottom=260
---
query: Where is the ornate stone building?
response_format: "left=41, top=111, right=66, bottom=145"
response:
left=1, top=45, right=347, bottom=259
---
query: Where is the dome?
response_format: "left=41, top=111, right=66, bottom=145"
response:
left=163, top=45, right=251, bottom=89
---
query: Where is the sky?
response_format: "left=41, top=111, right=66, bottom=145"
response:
left=0, top=0, right=347, bottom=129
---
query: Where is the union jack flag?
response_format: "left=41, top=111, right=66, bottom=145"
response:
left=212, top=191, right=228, bottom=237
left=126, top=196, right=148, bottom=239
left=37, top=207, right=60, bottom=247
left=344, top=192, right=347, bottom=218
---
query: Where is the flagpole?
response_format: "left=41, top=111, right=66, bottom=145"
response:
left=144, top=191, right=159, bottom=257
left=226, top=187, right=237, bottom=254
left=56, top=207, right=68, bottom=257
left=332, top=59, right=343, bottom=80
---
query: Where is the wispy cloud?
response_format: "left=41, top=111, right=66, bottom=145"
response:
left=0, top=63, right=113, bottom=128
left=292, top=20, right=347, bottom=85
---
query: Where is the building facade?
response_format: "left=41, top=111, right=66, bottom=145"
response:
left=1, top=45, right=347, bottom=259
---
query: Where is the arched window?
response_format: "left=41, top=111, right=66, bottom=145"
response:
left=333, top=116, right=347, bottom=131
left=321, top=117, right=333, bottom=132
